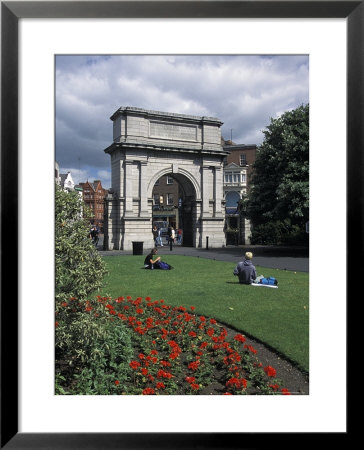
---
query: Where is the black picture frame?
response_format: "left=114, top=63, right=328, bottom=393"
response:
left=1, top=1, right=358, bottom=448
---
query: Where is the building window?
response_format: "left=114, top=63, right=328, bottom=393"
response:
left=167, top=176, right=174, bottom=185
left=167, top=193, right=174, bottom=205
left=160, top=195, right=164, bottom=204
left=225, top=172, right=241, bottom=183
left=240, top=154, right=247, bottom=165
left=225, top=172, right=232, bottom=183
left=241, top=173, right=246, bottom=182
left=225, top=191, right=240, bottom=210
left=154, top=194, right=160, bottom=205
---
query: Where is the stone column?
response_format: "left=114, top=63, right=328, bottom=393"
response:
left=201, top=166, right=210, bottom=216
left=124, top=160, right=133, bottom=216
left=139, top=160, right=148, bottom=217
left=213, top=166, right=224, bottom=218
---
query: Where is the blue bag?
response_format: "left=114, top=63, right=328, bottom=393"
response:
left=260, top=277, right=278, bottom=286
left=157, top=261, right=173, bottom=270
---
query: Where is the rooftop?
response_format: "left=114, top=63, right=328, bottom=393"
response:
left=110, top=106, right=223, bottom=125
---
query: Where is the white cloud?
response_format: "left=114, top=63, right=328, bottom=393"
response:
left=56, top=54, right=309, bottom=187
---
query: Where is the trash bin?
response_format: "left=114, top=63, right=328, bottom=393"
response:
left=132, top=241, right=143, bottom=255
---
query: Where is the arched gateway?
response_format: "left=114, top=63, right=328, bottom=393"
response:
left=103, top=107, right=229, bottom=251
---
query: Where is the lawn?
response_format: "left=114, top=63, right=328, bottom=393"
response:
left=96, top=254, right=309, bottom=373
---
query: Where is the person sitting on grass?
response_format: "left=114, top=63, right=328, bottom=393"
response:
left=144, top=248, right=173, bottom=270
left=233, top=251, right=257, bottom=284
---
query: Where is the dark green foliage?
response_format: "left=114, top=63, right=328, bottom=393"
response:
left=55, top=184, right=107, bottom=306
left=250, top=221, right=308, bottom=246
left=55, top=297, right=134, bottom=394
left=242, top=104, right=309, bottom=244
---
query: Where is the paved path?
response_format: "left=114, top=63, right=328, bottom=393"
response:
left=98, top=237, right=308, bottom=272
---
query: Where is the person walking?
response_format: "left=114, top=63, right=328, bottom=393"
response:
left=177, top=228, right=182, bottom=245
left=233, top=251, right=257, bottom=285
left=167, top=225, right=172, bottom=244
left=152, top=225, right=159, bottom=247
left=157, top=227, right=164, bottom=247
left=90, top=226, right=99, bottom=247
left=170, top=226, right=175, bottom=244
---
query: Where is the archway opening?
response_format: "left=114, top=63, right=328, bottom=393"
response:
left=151, top=173, right=196, bottom=247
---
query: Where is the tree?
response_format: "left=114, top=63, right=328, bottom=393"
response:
left=55, top=185, right=107, bottom=306
left=242, top=104, right=309, bottom=245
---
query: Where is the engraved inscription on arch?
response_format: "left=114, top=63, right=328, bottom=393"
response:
left=149, top=120, right=197, bottom=142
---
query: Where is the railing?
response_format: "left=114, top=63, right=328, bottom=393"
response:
left=224, top=182, right=246, bottom=187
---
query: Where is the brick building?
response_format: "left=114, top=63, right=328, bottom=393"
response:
left=222, top=139, right=257, bottom=245
left=223, top=140, right=257, bottom=184
left=79, top=180, right=107, bottom=231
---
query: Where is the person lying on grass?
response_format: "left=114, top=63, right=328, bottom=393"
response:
left=144, top=248, right=173, bottom=270
left=233, top=251, right=258, bottom=284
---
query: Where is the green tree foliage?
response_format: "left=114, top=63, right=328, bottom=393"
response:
left=242, top=104, right=309, bottom=244
left=55, top=185, right=107, bottom=306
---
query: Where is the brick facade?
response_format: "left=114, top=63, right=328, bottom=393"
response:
left=79, top=180, right=107, bottom=231
left=223, top=140, right=257, bottom=187
left=222, top=140, right=257, bottom=245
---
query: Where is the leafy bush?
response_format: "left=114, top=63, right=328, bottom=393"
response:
left=250, top=220, right=308, bottom=245
left=250, top=222, right=284, bottom=245
left=55, top=184, right=106, bottom=307
left=55, top=296, right=134, bottom=394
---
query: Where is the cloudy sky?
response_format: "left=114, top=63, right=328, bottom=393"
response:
left=56, top=54, right=309, bottom=188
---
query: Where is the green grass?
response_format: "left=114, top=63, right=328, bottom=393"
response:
left=95, top=255, right=309, bottom=373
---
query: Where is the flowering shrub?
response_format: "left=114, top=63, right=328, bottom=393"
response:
left=56, top=295, right=291, bottom=395
left=55, top=185, right=106, bottom=307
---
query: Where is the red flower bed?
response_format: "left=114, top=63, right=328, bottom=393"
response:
left=59, top=295, right=291, bottom=395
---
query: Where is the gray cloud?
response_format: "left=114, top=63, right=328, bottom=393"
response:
left=56, top=55, right=308, bottom=188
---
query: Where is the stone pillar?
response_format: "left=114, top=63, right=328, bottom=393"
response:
left=244, top=218, right=252, bottom=245
left=139, top=160, right=148, bottom=217
left=194, top=200, right=202, bottom=247
left=214, top=166, right=224, bottom=218
left=201, top=166, right=210, bottom=216
left=124, top=160, right=133, bottom=216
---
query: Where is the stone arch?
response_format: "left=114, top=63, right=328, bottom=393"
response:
left=103, top=106, right=228, bottom=251
left=148, top=168, right=200, bottom=247
left=147, top=167, right=201, bottom=200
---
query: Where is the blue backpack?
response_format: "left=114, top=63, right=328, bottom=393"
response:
left=260, top=277, right=278, bottom=286
left=157, top=261, right=173, bottom=270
